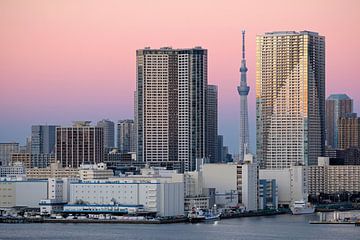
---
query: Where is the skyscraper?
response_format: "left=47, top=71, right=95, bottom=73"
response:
left=238, top=30, right=250, bottom=162
left=136, top=47, right=207, bottom=172
left=256, top=31, right=325, bottom=169
left=117, top=119, right=135, bottom=153
left=31, top=125, right=58, bottom=154
left=338, top=113, right=360, bottom=150
left=325, top=94, right=353, bottom=148
left=206, top=85, right=218, bottom=163
left=96, top=119, right=115, bottom=150
left=0, top=143, right=19, bottom=166
left=56, top=121, right=104, bottom=168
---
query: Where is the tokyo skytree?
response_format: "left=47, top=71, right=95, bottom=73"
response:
left=237, top=30, right=250, bottom=162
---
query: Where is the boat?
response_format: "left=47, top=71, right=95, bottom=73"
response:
left=290, top=200, right=315, bottom=215
left=204, top=212, right=221, bottom=221
left=187, top=208, right=205, bottom=223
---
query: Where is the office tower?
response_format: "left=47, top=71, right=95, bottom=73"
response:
left=0, top=143, right=19, bottom=166
left=19, top=137, right=32, bottom=153
left=256, top=31, right=325, bottom=169
left=56, top=121, right=104, bottom=168
left=325, top=94, right=353, bottom=148
left=206, top=85, right=218, bottom=163
left=31, top=125, right=58, bottom=154
left=117, top=120, right=135, bottom=153
left=238, top=30, right=250, bottom=162
left=96, top=119, right=115, bottom=150
left=338, top=113, right=360, bottom=150
left=136, top=47, right=207, bottom=172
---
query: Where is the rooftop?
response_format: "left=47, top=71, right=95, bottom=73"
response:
left=327, top=94, right=352, bottom=101
left=263, top=30, right=319, bottom=36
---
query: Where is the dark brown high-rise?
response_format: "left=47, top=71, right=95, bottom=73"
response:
left=338, top=114, right=360, bottom=150
left=56, top=121, right=104, bottom=168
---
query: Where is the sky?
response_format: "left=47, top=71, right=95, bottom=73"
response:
left=0, top=0, right=360, bottom=154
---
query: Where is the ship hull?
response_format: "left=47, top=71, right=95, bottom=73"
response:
left=291, top=207, right=315, bottom=215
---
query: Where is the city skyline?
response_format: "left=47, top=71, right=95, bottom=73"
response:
left=1, top=1, right=360, bottom=154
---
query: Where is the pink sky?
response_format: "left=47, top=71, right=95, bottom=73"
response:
left=1, top=0, right=360, bottom=153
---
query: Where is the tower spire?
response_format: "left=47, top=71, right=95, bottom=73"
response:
left=242, top=30, right=246, bottom=60
left=237, top=29, right=250, bottom=162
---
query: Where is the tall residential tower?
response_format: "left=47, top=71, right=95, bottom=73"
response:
left=237, top=30, right=250, bottom=162
left=256, top=31, right=325, bottom=169
left=136, top=47, right=207, bottom=172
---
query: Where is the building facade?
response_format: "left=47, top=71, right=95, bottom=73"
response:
left=0, top=143, right=19, bottom=166
left=96, top=119, right=115, bottom=150
left=0, top=162, right=26, bottom=178
left=325, top=94, right=353, bottom=148
left=0, top=180, right=48, bottom=208
left=117, top=120, right=135, bottom=153
left=31, top=125, right=58, bottom=154
left=69, top=180, right=184, bottom=217
left=259, top=165, right=308, bottom=206
left=26, top=162, right=80, bottom=179
left=206, top=85, right=218, bottom=163
left=256, top=31, right=325, bottom=169
left=259, top=179, right=278, bottom=210
left=241, top=154, right=258, bottom=211
left=11, top=153, right=54, bottom=168
left=308, top=157, right=360, bottom=195
left=79, top=163, right=114, bottom=180
left=202, top=163, right=241, bottom=207
left=338, top=114, right=360, bottom=150
left=56, top=121, right=104, bottom=168
left=136, top=47, right=207, bottom=172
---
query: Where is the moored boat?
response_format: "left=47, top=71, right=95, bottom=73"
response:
left=290, top=200, right=315, bottom=215
left=187, top=208, right=205, bottom=223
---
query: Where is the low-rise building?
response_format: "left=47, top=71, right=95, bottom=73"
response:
left=259, top=165, right=307, bottom=206
left=79, top=163, right=114, bottom=180
left=62, top=204, right=145, bottom=215
left=110, top=166, right=184, bottom=184
left=259, top=179, right=278, bottom=210
left=202, top=156, right=259, bottom=210
left=183, top=171, right=216, bottom=211
left=242, top=154, right=258, bottom=211
left=69, top=179, right=184, bottom=217
left=308, top=157, right=360, bottom=195
left=39, top=178, right=69, bottom=215
left=0, top=162, right=26, bottom=178
left=10, top=153, right=54, bottom=168
left=184, top=196, right=209, bottom=211
left=0, top=179, right=48, bottom=208
left=26, top=162, right=79, bottom=179
left=0, top=177, right=75, bottom=213
left=202, top=163, right=240, bottom=207
left=104, top=150, right=136, bottom=168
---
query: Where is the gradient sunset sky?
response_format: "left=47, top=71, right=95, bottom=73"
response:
left=1, top=0, right=359, bottom=154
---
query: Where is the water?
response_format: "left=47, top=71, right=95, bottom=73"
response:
left=0, top=213, right=359, bottom=240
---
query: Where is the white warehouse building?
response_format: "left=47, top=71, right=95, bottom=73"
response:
left=69, top=180, right=184, bottom=217
left=0, top=180, right=48, bottom=208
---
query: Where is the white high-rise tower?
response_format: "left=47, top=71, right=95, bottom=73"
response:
left=238, top=30, right=250, bottom=162
left=256, top=31, right=325, bottom=169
